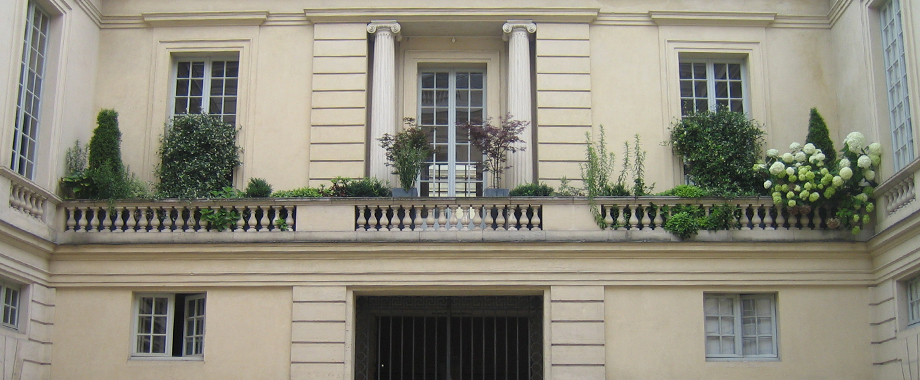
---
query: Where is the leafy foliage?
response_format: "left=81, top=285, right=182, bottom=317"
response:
left=157, top=113, right=241, bottom=198
left=669, top=108, right=764, bottom=195
left=663, top=211, right=700, bottom=240
left=328, top=177, right=391, bottom=197
left=805, top=108, right=836, bottom=164
left=245, top=178, right=273, bottom=198
left=200, top=207, right=241, bottom=231
left=554, top=177, right=584, bottom=196
left=510, top=182, right=555, bottom=196
left=65, top=140, right=88, bottom=176
left=209, top=186, right=244, bottom=199
left=460, top=115, right=528, bottom=189
left=658, top=185, right=737, bottom=238
left=379, top=118, right=435, bottom=191
left=658, top=185, right=709, bottom=198
left=272, top=186, right=331, bottom=198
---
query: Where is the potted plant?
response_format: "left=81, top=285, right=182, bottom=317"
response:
left=378, top=118, right=434, bottom=197
left=461, top=115, right=528, bottom=197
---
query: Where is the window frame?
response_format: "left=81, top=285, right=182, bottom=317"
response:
left=132, top=293, right=206, bottom=359
left=0, top=282, right=21, bottom=330
left=704, top=293, right=778, bottom=361
left=906, top=276, right=920, bottom=326
left=11, top=1, right=52, bottom=180
left=878, top=0, right=915, bottom=172
left=168, top=55, right=240, bottom=125
left=678, top=58, right=749, bottom=116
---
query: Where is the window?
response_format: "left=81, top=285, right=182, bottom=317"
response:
left=907, top=276, right=920, bottom=326
left=11, top=2, right=51, bottom=179
left=0, top=283, right=20, bottom=330
left=679, top=60, right=746, bottom=116
left=171, top=58, right=239, bottom=124
left=133, top=293, right=206, bottom=357
left=704, top=293, right=776, bottom=359
left=880, top=0, right=914, bottom=171
left=418, top=70, right=485, bottom=197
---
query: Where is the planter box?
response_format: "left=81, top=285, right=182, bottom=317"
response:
left=391, top=188, right=419, bottom=197
left=483, top=188, right=510, bottom=197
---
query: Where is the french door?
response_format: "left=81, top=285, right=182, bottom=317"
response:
left=418, top=70, right=485, bottom=197
left=355, top=296, right=543, bottom=380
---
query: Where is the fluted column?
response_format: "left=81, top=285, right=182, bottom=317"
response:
left=367, top=21, right=401, bottom=182
left=503, top=21, right=536, bottom=187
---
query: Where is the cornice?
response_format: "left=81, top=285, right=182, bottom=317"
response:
left=141, top=10, right=269, bottom=27
left=303, top=7, right=599, bottom=23
left=72, top=0, right=102, bottom=28
left=649, top=11, right=777, bottom=27
left=829, top=0, right=855, bottom=27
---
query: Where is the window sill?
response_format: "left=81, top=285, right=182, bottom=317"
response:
left=129, top=355, right=204, bottom=362
left=706, top=356, right=779, bottom=362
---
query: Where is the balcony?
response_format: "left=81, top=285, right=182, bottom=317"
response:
left=5, top=167, right=910, bottom=246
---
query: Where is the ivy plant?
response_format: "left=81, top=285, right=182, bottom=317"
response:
left=157, top=113, right=241, bottom=198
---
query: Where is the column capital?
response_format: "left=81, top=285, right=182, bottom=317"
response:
left=367, top=20, right=401, bottom=35
left=502, top=20, right=536, bottom=37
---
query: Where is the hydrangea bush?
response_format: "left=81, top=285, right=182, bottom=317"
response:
left=757, top=132, right=881, bottom=234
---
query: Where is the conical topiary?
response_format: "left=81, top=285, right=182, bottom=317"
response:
left=805, top=108, right=836, bottom=163
left=88, top=109, right=123, bottom=171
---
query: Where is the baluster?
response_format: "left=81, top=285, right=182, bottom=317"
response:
left=244, top=206, right=256, bottom=232
left=518, top=205, right=531, bottom=230
left=615, top=205, right=626, bottom=230
left=234, top=207, right=245, bottom=231
left=261, top=206, right=273, bottom=232
left=741, top=204, right=752, bottom=230
left=494, top=205, right=506, bottom=231
left=188, top=206, right=199, bottom=232
left=399, top=206, right=410, bottom=231
left=471, top=206, right=482, bottom=231
left=449, top=206, right=460, bottom=231
left=124, top=207, right=137, bottom=233
left=379, top=206, right=391, bottom=231
left=437, top=205, right=449, bottom=231
left=66, top=206, right=77, bottom=232
left=356, top=206, right=367, bottom=231
left=507, top=206, right=519, bottom=231
left=459, top=206, right=471, bottom=231
left=367, top=205, right=379, bottom=231
left=602, top=205, right=614, bottom=229
left=422, top=205, right=434, bottom=232
left=482, top=205, right=495, bottom=231
left=531, top=205, right=542, bottom=231
left=284, top=206, right=294, bottom=231
left=748, top=205, right=762, bottom=230
left=8, top=185, right=21, bottom=211
left=149, top=207, right=161, bottom=232
left=89, top=208, right=103, bottom=232
left=101, top=207, right=114, bottom=232
left=628, top=205, right=639, bottom=229
left=764, top=204, right=776, bottom=230
left=77, top=207, right=90, bottom=232
left=652, top=205, right=663, bottom=229
left=813, top=205, right=823, bottom=230
left=640, top=205, right=651, bottom=229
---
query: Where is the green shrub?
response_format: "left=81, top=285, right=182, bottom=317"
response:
left=272, top=186, right=330, bottom=198
left=209, top=186, right=244, bottom=199
left=664, top=211, right=700, bottom=240
left=510, top=182, right=555, bottom=196
left=805, top=108, right=836, bottom=163
left=245, top=178, right=273, bottom=198
left=658, top=185, right=709, bottom=198
left=329, top=177, right=391, bottom=197
left=88, top=109, right=123, bottom=172
left=200, top=207, right=241, bottom=231
left=378, top=118, right=435, bottom=191
left=555, top=177, right=584, bottom=196
left=669, top=108, right=764, bottom=195
left=157, top=113, right=241, bottom=198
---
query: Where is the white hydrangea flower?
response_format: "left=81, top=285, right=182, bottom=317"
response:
left=870, top=154, right=881, bottom=166
left=803, top=143, right=816, bottom=154
left=839, top=158, right=851, bottom=168
left=764, top=180, right=773, bottom=189
left=789, top=142, right=802, bottom=151
left=795, top=152, right=807, bottom=162
left=864, top=170, right=876, bottom=181
left=786, top=167, right=796, bottom=176
left=769, top=161, right=785, bottom=175
left=809, top=192, right=820, bottom=202
left=814, top=153, right=825, bottom=162
left=857, top=155, right=872, bottom=169
left=832, top=176, right=844, bottom=187
left=782, top=153, right=795, bottom=163
left=856, top=193, right=869, bottom=202
left=788, top=200, right=796, bottom=207
left=840, top=166, right=853, bottom=180
left=767, top=149, right=779, bottom=157
left=869, top=142, right=882, bottom=155
left=845, top=132, right=865, bottom=151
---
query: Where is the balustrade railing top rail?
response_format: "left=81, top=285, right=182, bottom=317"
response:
left=0, top=167, right=60, bottom=224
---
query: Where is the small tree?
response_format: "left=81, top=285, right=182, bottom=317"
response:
left=378, top=118, right=434, bottom=191
left=157, top=113, right=241, bottom=198
left=805, top=107, right=836, bottom=163
left=88, top=109, right=123, bottom=171
left=461, top=116, right=528, bottom=189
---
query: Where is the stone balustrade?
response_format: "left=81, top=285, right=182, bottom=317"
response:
left=63, top=200, right=295, bottom=233
left=875, top=159, right=920, bottom=231
left=0, top=167, right=59, bottom=228
left=354, top=202, right=542, bottom=231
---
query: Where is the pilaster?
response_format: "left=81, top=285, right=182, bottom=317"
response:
left=504, top=21, right=537, bottom=188
left=367, top=20, right=401, bottom=184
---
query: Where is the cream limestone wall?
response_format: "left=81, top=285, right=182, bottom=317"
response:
left=50, top=287, right=292, bottom=380
left=605, top=286, right=873, bottom=380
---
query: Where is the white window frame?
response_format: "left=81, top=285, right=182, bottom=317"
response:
left=169, top=56, right=239, bottom=125
left=704, top=293, right=777, bottom=360
left=678, top=58, right=749, bottom=116
left=907, top=276, right=920, bottom=326
left=417, top=68, right=487, bottom=197
left=11, top=2, right=51, bottom=179
left=132, top=293, right=206, bottom=358
left=0, top=283, right=21, bottom=330
left=879, top=0, right=915, bottom=172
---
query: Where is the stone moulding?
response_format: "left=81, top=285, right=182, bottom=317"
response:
left=141, top=10, right=269, bottom=27
left=649, top=11, right=777, bottom=27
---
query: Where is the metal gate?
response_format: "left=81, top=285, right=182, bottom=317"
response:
left=355, top=296, right=543, bottom=380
